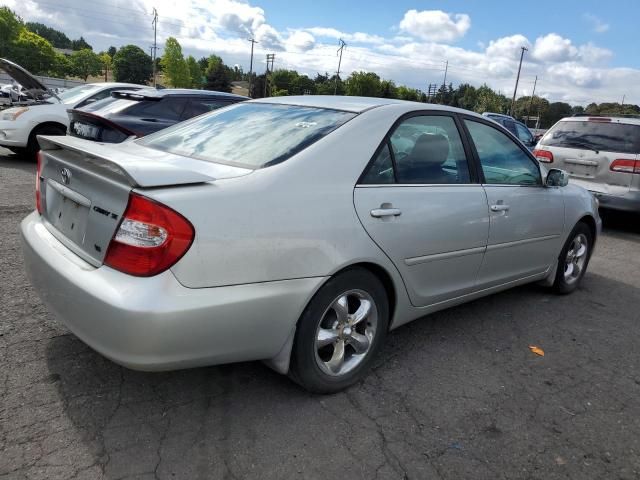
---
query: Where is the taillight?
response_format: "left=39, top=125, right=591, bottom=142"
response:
left=533, top=149, right=554, bottom=163
left=610, top=159, right=640, bottom=174
left=36, top=151, right=43, bottom=214
left=104, top=193, right=195, bottom=277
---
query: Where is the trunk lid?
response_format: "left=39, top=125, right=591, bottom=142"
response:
left=37, top=135, right=251, bottom=266
left=545, top=146, right=636, bottom=196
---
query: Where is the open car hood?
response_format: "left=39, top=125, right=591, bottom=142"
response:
left=0, top=58, right=59, bottom=102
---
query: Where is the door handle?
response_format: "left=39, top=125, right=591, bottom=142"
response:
left=370, top=208, right=402, bottom=218
left=490, top=204, right=510, bottom=212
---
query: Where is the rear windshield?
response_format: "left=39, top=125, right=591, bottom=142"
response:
left=137, top=102, right=356, bottom=169
left=541, top=120, right=640, bottom=154
left=80, top=96, right=137, bottom=114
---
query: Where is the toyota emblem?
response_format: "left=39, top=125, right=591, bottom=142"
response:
left=60, top=167, right=72, bottom=185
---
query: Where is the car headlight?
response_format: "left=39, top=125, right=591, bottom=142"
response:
left=1, top=107, right=29, bottom=121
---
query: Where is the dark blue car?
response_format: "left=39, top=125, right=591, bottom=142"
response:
left=67, top=88, right=247, bottom=143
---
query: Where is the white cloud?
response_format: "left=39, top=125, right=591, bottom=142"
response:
left=286, top=30, right=315, bottom=52
left=532, top=33, right=578, bottom=62
left=485, top=34, right=531, bottom=59
left=399, top=9, right=471, bottom=42
left=306, top=27, right=386, bottom=45
left=5, top=0, right=639, bottom=105
left=583, top=13, right=609, bottom=33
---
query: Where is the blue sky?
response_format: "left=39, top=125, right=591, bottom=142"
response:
left=7, top=0, right=640, bottom=104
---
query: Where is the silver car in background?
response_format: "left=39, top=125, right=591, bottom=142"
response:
left=534, top=114, right=640, bottom=212
left=21, top=97, right=601, bottom=393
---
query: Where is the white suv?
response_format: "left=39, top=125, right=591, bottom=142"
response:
left=0, top=58, right=147, bottom=158
left=534, top=115, right=640, bottom=213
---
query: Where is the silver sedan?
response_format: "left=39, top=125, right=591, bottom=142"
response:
left=21, top=96, right=601, bottom=393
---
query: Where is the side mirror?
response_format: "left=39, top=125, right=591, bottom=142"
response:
left=546, top=168, right=569, bottom=187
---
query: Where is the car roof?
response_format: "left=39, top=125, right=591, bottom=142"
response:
left=87, top=82, right=149, bottom=89
left=113, top=88, right=248, bottom=99
left=558, top=115, right=640, bottom=126
left=251, top=95, right=486, bottom=116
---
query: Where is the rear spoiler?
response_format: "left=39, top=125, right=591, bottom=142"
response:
left=37, top=135, right=216, bottom=188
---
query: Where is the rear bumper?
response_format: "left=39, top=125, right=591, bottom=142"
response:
left=21, top=211, right=324, bottom=371
left=592, top=190, right=640, bottom=213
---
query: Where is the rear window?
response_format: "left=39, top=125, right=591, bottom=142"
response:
left=137, top=102, right=356, bottom=169
left=541, top=120, right=640, bottom=154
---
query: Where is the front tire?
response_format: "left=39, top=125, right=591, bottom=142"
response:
left=289, top=268, right=389, bottom=394
left=552, top=222, right=593, bottom=294
left=26, top=124, right=66, bottom=160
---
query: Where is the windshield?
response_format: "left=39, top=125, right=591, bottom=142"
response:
left=138, top=102, right=356, bottom=169
left=541, top=120, right=640, bottom=154
left=58, top=84, right=102, bottom=105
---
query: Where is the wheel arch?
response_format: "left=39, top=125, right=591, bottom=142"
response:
left=30, top=121, right=68, bottom=139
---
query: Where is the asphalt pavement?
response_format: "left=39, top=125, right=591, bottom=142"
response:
left=1, top=148, right=639, bottom=480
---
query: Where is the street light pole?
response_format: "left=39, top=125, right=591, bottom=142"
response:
left=510, top=46, right=528, bottom=116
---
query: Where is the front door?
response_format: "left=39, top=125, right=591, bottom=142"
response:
left=354, top=114, right=490, bottom=307
left=463, top=118, right=565, bottom=287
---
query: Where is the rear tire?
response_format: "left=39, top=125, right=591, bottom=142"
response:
left=552, top=222, right=593, bottom=294
left=289, top=268, right=389, bottom=394
left=26, top=124, right=66, bottom=160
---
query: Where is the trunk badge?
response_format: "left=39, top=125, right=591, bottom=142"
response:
left=60, top=168, right=72, bottom=185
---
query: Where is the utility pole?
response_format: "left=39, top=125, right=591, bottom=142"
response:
left=247, top=38, right=258, bottom=98
left=151, top=8, right=158, bottom=88
left=264, top=53, right=275, bottom=97
left=526, top=75, right=538, bottom=125
left=334, top=39, right=346, bottom=95
left=440, top=60, right=448, bottom=104
left=510, top=46, right=528, bottom=116
left=621, top=94, right=626, bottom=107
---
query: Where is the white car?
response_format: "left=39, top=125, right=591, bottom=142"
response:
left=0, top=58, right=148, bottom=158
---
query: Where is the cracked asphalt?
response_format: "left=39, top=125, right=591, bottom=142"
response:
left=1, top=148, right=640, bottom=480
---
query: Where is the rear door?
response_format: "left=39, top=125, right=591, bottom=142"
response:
left=537, top=119, right=640, bottom=196
left=354, top=113, right=490, bottom=307
left=463, top=117, right=565, bottom=287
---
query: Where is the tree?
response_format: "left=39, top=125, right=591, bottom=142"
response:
left=9, top=29, right=56, bottom=74
left=71, top=36, right=92, bottom=51
left=397, top=85, right=420, bottom=101
left=69, top=49, right=102, bottom=81
left=107, top=46, right=117, bottom=58
left=197, top=56, right=209, bottom=71
left=161, top=37, right=191, bottom=88
left=49, top=53, right=73, bottom=78
left=0, top=7, right=23, bottom=58
left=25, top=22, right=72, bottom=49
left=345, top=71, right=382, bottom=97
left=380, top=80, right=397, bottom=99
left=100, top=52, right=112, bottom=81
left=204, top=55, right=231, bottom=92
left=112, top=45, right=152, bottom=85
left=186, top=56, right=202, bottom=88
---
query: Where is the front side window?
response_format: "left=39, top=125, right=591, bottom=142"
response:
left=362, top=115, right=470, bottom=184
left=138, top=103, right=355, bottom=169
left=465, top=119, right=541, bottom=186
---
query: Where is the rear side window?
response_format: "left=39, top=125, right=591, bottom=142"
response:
left=128, top=97, right=186, bottom=120
left=182, top=98, right=230, bottom=119
left=138, top=103, right=355, bottom=169
left=541, top=120, right=640, bottom=154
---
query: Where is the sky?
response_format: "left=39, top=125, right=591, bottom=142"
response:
left=5, top=0, right=640, bottom=105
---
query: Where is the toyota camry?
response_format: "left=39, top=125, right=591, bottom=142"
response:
left=21, top=96, right=601, bottom=393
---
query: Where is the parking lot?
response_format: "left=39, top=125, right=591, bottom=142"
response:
left=1, top=148, right=639, bottom=480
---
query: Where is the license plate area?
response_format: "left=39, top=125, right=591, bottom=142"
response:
left=45, top=179, right=91, bottom=246
left=564, top=158, right=598, bottom=179
left=70, top=121, right=100, bottom=140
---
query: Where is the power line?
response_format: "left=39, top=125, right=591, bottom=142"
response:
left=334, top=38, right=346, bottom=95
